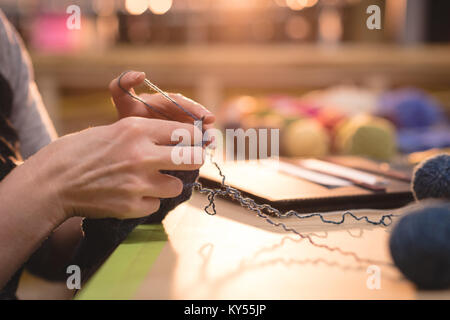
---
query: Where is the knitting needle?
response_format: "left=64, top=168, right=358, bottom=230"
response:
left=263, top=160, right=351, bottom=188
left=143, top=78, right=201, bottom=122
left=282, top=159, right=387, bottom=192
left=143, top=77, right=213, bottom=148
left=144, top=79, right=179, bottom=107
left=299, top=159, right=387, bottom=185
left=324, top=158, right=411, bottom=183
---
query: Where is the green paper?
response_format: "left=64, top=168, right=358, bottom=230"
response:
left=75, top=224, right=167, bottom=300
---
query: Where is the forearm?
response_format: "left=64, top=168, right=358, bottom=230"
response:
left=26, top=217, right=83, bottom=280
left=0, top=159, right=65, bottom=287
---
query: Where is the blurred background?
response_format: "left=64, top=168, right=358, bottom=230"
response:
left=1, top=0, right=449, bottom=162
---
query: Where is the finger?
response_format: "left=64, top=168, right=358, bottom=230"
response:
left=114, top=197, right=160, bottom=219
left=168, top=93, right=215, bottom=125
left=152, top=145, right=205, bottom=171
left=148, top=119, right=204, bottom=146
left=147, top=172, right=184, bottom=198
left=140, top=93, right=215, bottom=126
left=109, top=70, right=147, bottom=118
left=140, top=197, right=161, bottom=215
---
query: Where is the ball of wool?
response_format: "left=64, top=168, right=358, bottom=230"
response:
left=69, top=169, right=199, bottom=281
left=335, top=115, right=397, bottom=160
left=282, top=118, right=330, bottom=157
left=397, top=127, right=450, bottom=153
left=412, top=154, right=450, bottom=201
left=377, top=89, right=443, bottom=129
left=389, top=203, right=450, bottom=290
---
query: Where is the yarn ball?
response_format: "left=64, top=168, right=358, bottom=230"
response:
left=282, top=118, right=330, bottom=157
left=397, top=127, right=450, bottom=153
left=334, top=115, right=397, bottom=160
left=377, top=89, right=443, bottom=129
left=412, top=154, right=450, bottom=201
left=389, top=203, right=450, bottom=290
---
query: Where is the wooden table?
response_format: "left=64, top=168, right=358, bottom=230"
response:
left=76, top=191, right=450, bottom=300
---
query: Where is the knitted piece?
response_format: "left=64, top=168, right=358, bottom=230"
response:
left=69, top=169, right=199, bottom=282
left=0, top=267, right=23, bottom=300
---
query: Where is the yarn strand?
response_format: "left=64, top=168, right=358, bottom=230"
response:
left=194, top=153, right=395, bottom=227
left=124, top=74, right=395, bottom=265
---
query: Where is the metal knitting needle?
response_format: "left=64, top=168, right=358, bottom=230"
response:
left=143, top=78, right=200, bottom=121
left=144, top=79, right=178, bottom=106
left=143, top=77, right=211, bottom=147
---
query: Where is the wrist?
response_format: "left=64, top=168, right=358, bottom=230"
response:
left=0, top=155, right=68, bottom=286
left=17, top=153, right=69, bottom=226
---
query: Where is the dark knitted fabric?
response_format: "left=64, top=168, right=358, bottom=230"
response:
left=69, top=169, right=199, bottom=282
left=0, top=73, right=23, bottom=300
left=25, top=236, right=61, bottom=281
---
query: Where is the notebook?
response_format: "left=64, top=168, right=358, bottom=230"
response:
left=198, top=156, right=414, bottom=213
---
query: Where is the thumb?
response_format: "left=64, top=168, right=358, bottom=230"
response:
left=109, top=70, right=146, bottom=117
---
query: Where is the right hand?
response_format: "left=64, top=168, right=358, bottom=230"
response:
left=25, top=116, right=204, bottom=221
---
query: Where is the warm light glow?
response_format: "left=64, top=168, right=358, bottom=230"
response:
left=293, top=0, right=318, bottom=8
left=125, top=0, right=148, bottom=15
left=304, top=0, right=319, bottom=7
left=148, top=0, right=173, bottom=15
left=286, top=0, right=304, bottom=11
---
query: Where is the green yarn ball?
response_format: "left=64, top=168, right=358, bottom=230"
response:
left=335, top=115, right=397, bottom=160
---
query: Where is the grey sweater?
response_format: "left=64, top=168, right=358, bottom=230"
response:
left=0, top=9, right=59, bottom=300
left=0, top=10, right=56, bottom=159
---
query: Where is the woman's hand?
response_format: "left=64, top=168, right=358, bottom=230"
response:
left=26, top=116, right=204, bottom=221
left=108, top=71, right=215, bottom=130
left=1, top=112, right=204, bottom=288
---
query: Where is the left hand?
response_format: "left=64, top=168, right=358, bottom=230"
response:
left=109, top=71, right=215, bottom=131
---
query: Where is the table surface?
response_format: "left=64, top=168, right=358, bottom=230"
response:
left=76, top=191, right=450, bottom=300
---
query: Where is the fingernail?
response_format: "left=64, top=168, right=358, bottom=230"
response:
left=132, top=71, right=145, bottom=80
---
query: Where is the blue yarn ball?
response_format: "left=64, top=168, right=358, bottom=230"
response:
left=397, top=127, right=450, bottom=153
left=412, top=154, right=450, bottom=201
left=389, top=203, right=450, bottom=289
left=378, top=89, right=443, bottom=129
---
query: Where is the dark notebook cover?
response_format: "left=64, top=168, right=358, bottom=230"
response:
left=198, top=156, right=414, bottom=213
